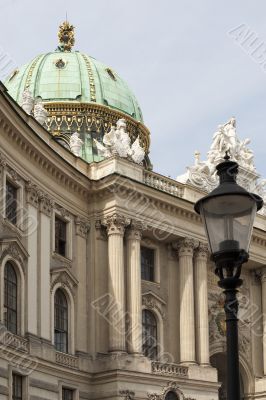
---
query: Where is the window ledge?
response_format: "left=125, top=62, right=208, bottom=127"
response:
left=141, top=279, right=160, bottom=288
left=2, top=218, right=23, bottom=238
left=52, top=252, right=72, bottom=266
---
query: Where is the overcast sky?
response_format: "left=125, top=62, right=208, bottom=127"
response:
left=1, top=0, right=266, bottom=179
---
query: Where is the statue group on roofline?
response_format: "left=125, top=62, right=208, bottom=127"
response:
left=93, top=118, right=146, bottom=165
left=177, top=117, right=266, bottom=212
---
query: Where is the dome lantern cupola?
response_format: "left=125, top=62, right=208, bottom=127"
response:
left=4, top=22, right=151, bottom=166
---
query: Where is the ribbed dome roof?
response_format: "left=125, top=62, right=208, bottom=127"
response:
left=5, top=50, right=143, bottom=122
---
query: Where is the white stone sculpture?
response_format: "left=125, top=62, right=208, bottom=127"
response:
left=94, top=119, right=145, bottom=164
left=21, top=88, right=34, bottom=115
left=69, top=132, right=83, bottom=157
left=33, top=102, right=48, bottom=125
left=176, top=117, right=265, bottom=200
left=131, top=136, right=145, bottom=164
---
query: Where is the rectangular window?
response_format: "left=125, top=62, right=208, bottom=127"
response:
left=12, top=374, right=23, bottom=400
left=6, top=180, right=17, bottom=225
left=55, top=216, right=67, bottom=257
left=62, top=388, right=74, bottom=400
left=141, top=247, right=155, bottom=282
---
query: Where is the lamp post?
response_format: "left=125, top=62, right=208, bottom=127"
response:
left=194, top=153, right=263, bottom=400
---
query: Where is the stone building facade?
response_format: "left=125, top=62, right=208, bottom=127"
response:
left=0, top=22, right=266, bottom=400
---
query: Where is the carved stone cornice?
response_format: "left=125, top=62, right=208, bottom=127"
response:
left=126, top=220, right=146, bottom=241
left=75, top=216, right=90, bottom=238
left=175, top=237, right=199, bottom=257
left=102, top=213, right=130, bottom=236
left=39, top=193, right=54, bottom=217
left=194, top=242, right=209, bottom=261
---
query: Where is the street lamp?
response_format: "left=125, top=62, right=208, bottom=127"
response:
left=194, top=153, right=263, bottom=400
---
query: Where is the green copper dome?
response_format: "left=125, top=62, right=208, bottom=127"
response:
left=5, top=51, right=143, bottom=122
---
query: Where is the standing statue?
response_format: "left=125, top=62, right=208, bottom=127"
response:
left=33, top=102, right=48, bottom=125
left=70, top=132, right=83, bottom=157
left=222, top=117, right=238, bottom=157
left=21, top=88, right=34, bottom=115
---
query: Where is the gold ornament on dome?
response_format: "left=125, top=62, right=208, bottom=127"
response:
left=58, top=21, right=75, bottom=52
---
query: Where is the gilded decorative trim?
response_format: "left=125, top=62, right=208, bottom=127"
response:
left=24, top=55, right=43, bottom=89
left=81, top=54, right=96, bottom=102
left=44, top=101, right=150, bottom=151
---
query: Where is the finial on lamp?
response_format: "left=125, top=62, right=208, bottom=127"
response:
left=224, top=150, right=230, bottom=161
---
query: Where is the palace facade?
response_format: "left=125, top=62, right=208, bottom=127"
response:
left=0, top=21, right=266, bottom=400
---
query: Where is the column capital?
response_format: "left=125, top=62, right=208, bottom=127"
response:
left=176, top=237, right=199, bottom=257
left=39, top=193, right=54, bottom=217
left=194, top=242, right=209, bottom=261
left=75, top=216, right=90, bottom=238
left=126, top=220, right=147, bottom=241
left=257, top=267, right=266, bottom=283
left=103, top=213, right=130, bottom=236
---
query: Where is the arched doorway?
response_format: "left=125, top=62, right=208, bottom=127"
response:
left=211, top=353, right=245, bottom=400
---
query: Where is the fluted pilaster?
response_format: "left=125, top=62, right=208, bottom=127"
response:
left=194, top=242, right=210, bottom=365
left=103, top=213, right=130, bottom=352
left=177, top=237, right=198, bottom=364
left=260, top=268, right=266, bottom=374
left=126, top=220, right=145, bottom=354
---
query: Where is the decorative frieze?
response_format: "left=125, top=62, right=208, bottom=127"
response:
left=148, top=381, right=194, bottom=400
left=75, top=216, right=90, bottom=238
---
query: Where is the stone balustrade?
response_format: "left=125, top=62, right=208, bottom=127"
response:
left=0, top=330, right=29, bottom=353
left=144, top=171, right=184, bottom=198
left=55, top=351, right=79, bottom=369
left=151, top=361, right=188, bottom=377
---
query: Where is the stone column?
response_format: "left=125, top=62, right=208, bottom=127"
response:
left=194, top=242, right=210, bottom=365
left=75, top=217, right=90, bottom=354
left=260, top=268, right=266, bottom=375
left=177, top=237, right=198, bottom=364
left=39, top=194, right=53, bottom=341
left=126, top=221, right=144, bottom=354
left=104, top=213, right=130, bottom=352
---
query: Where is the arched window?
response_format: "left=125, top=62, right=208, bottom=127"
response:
left=165, top=391, right=178, bottom=400
left=142, top=309, right=157, bottom=359
left=4, top=262, right=17, bottom=334
left=54, top=289, right=68, bottom=353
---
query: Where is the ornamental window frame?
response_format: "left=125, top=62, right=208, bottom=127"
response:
left=140, top=240, right=160, bottom=283
left=0, top=256, right=25, bottom=336
left=51, top=283, right=75, bottom=355
left=52, top=211, right=72, bottom=260
left=8, top=365, right=29, bottom=400
left=3, top=171, right=24, bottom=230
left=58, top=381, right=79, bottom=400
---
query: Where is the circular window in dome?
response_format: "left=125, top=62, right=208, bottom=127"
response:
left=165, top=391, right=178, bottom=400
left=55, top=58, right=67, bottom=69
